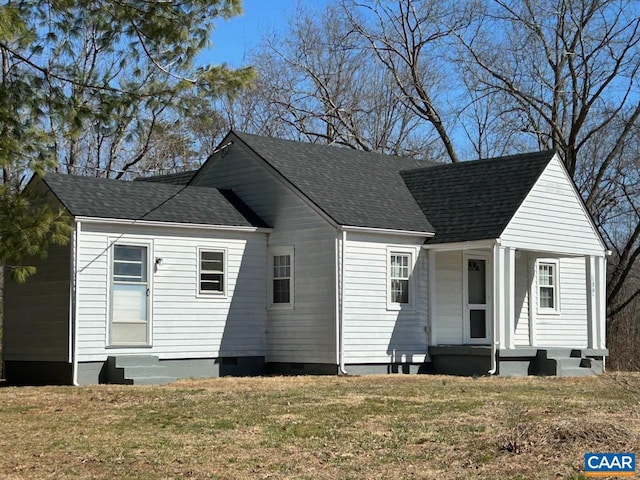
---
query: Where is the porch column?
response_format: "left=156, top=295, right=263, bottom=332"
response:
left=493, top=245, right=516, bottom=350
left=597, top=256, right=607, bottom=350
left=586, top=255, right=607, bottom=350
left=428, top=249, right=437, bottom=346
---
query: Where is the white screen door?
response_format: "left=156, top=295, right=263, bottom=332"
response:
left=110, top=245, right=149, bottom=346
left=465, top=256, right=490, bottom=343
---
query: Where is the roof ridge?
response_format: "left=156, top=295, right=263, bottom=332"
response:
left=232, top=130, right=440, bottom=167
left=400, top=149, right=556, bottom=175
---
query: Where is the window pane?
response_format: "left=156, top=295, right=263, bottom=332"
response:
left=540, top=286, right=554, bottom=308
left=201, top=251, right=223, bottom=273
left=470, top=309, right=486, bottom=338
left=390, top=255, right=410, bottom=280
left=273, top=278, right=290, bottom=303
left=115, top=246, right=143, bottom=262
left=468, top=259, right=486, bottom=304
left=391, top=279, right=409, bottom=303
left=114, top=262, right=142, bottom=280
left=539, top=264, right=554, bottom=286
left=274, top=255, right=290, bottom=278
left=201, top=273, right=223, bottom=292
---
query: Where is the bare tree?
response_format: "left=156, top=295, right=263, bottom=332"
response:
left=344, top=0, right=479, bottom=163
left=224, top=2, right=439, bottom=158
left=455, top=0, right=640, bottom=321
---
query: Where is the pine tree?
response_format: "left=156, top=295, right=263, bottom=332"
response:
left=0, top=1, right=253, bottom=281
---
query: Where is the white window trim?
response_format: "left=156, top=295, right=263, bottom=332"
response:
left=386, top=246, right=417, bottom=311
left=268, top=245, right=294, bottom=310
left=536, top=258, right=560, bottom=315
left=197, top=247, right=228, bottom=298
left=107, top=238, right=154, bottom=348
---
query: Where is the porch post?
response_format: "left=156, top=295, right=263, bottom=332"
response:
left=585, top=255, right=597, bottom=349
left=428, top=249, right=437, bottom=346
left=504, top=247, right=516, bottom=350
left=595, top=256, right=607, bottom=350
left=493, top=245, right=515, bottom=349
left=493, top=244, right=505, bottom=349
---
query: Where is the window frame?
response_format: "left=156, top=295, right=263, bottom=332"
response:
left=269, top=246, right=294, bottom=310
left=197, top=247, right=228, bottom=297
left=386, top=247, right=416, bottom=311
left=536, top=258, right=560, bottom=315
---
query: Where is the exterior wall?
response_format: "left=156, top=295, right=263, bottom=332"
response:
left=3, top=243, right=71, bottom=365
left=433, top=251, right=463, bottom=344
left=501, top=156, right=604, bottom=257
left=513, top=253, right=530, bottom=346
left=342, top=232, right=428, bottom=364
left=75, top=222, right=268, bottom=362
left=193, top=147, right=337, bottom=364
left=530, top=255, right=588, bottom=348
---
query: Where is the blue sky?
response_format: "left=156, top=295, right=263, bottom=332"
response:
left=202, top=0, right=330, bottom=67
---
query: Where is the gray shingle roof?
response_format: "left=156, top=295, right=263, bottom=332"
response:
left=401, top=150, right=555, bottom=243
left=231, top=131, right=438, bottom=233
left=135, top=170, right=196, bottom=185
left=42, top=173, right=268, bottom=228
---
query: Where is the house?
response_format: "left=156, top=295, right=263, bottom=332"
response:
left=2, top=131, right=608, bottom=385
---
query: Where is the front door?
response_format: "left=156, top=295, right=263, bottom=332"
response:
left=464, top=255, right=490, bottom=343
left=110, top=244, right=150, bottom=346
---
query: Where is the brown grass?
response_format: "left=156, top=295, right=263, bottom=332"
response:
left=0, top=373, right=639, bottom=479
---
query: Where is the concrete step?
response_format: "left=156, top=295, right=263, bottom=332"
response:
left=557, top=366, right=597, bottom=377
left=130, top=376, right=177, bottom=386
left=121, top=365, right=170, bottom=377
left=555, top=356, right=597, bottom=377
left=112, top=355, right=160, bottom=367
left=106, top=355, right=175, bottom=385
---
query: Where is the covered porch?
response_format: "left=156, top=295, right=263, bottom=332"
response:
left=425, top=240, right=608, bottom=376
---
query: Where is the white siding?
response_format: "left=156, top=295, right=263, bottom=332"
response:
left=194, top=148, right=337, bottom=364
left=513, top=253, right=530, bottom=346
left=531, top=256, right=588, bottom=347
left=433, top=251, right=463, bottom=344
left=342, top=233, right=428, bottom=364
left=3, top=243, right=71, bottom=361
left=501, top=156, right=605, bottom=257
left=75, top=223, right=267, bottom=362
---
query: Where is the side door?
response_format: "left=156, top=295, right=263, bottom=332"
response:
left=109, top=244, right=150, bottom=346
left=464, top=254, right=491, bottom=344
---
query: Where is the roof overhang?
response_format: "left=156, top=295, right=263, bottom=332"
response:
left=74, top=216, right=272, bottom=233
left=422, top=239, right=497, bottom=251
left=341, top=225, right=434, bottom=237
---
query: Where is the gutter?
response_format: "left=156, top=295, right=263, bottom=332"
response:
left=338, top=229, right=348, bottom=375
left=488, top=240, right=500, bottom=375
left=74, top=216, right=272, bottom=233
left=71, top=220, right=81, bottom=386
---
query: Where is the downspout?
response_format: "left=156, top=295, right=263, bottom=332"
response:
left=71, top=220, right=81, bottom=386
left=488, top=240, right=499, bottom=375
left=338, top=229, right=348, bottom=375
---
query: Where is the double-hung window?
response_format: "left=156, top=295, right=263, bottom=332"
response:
left=388, top=249, right=414, bottom=309
left=199, top=249, right=226, bottom=295
left=270, top=246, right=294, bottom=308
left=537, top=259, right=559, bottom=314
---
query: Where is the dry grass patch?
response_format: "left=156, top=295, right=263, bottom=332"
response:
left=0, top=373, right=638, bottom=479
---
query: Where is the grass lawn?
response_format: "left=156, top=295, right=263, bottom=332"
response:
left=0, top=373, right=639, bottom=479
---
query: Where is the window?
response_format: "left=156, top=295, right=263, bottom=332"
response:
left=270, top=246, right=294, bottom=308
left=113, top=245, right=147, bottom=283
left=537, top=259, right=559, bottom=313
left=199, top=249, right=225, bottom=295
left=388, top=249, right=415, bottom=309
left=390, top=254, right=410, bottom=303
